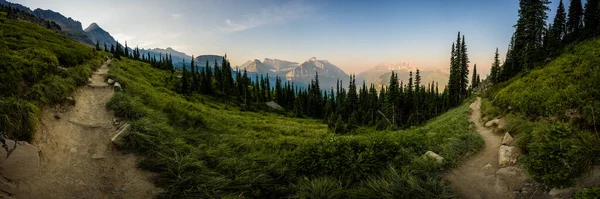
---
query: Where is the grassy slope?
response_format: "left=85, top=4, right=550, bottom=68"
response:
left=108, top=58, right=483, bottom=198
left=484, top=38, right=600, bottom=188
left=0, top=12, right=104, bottom=140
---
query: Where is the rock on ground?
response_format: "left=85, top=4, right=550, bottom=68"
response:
left=0, top=139, right=40, bottom=180
left=499, top=145, right=520, bottom=167
left=502, top=132, right=514, bottom=146
left=424, top=151, right=444, bottom=164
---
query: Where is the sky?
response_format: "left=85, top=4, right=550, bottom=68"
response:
left=13, top=0, right=563, bottom=76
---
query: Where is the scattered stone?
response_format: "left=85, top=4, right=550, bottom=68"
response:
left=565, top=109, right=582, bottom=120
left=65, top=96, right=76, bottom=106
left=499, top=145, right=521, bottom=167
left=483, top=163, right=493, bottom=170
left=111, top=123, right=131, bottom=144
left=502, top=132, right=514, bottom=146
left=114, top=82, right=122, bottom=91
left=113, top=118, right=118, bottom=123
left=88, top=77, right=93, bottom=83
left=423, top=151, right=444, bottom=164
left=92, top=152, right=105, bottom=160
left=69, top=147, right=77, bottom=153
left=549, top=187, right=575, bottom=199
left=54, top=115, right=61, bottom=120
left=0, top=139, right=40, bottom=180
left=107, top=78, right=115, bottom=85
left=485, top=118, right=500, bottom=128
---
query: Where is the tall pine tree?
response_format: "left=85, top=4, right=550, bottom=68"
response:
left=566, top=0, right=583, bottom=41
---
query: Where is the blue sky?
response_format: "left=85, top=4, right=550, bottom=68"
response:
left=14, top=0, right=563, bottom=75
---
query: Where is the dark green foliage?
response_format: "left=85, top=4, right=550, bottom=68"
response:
left=583, top=0, right=600, bottom=39
left=547, top=0, right=567, bottom=56
left=0, top=15, right=103, bottom=140
left=573, top=188, right=600, bottom=199
left=521, top=122, right=595, bottom=188
left=566, top=0, right=583, bottom=41
left=506, top=0, right=550, bottom=76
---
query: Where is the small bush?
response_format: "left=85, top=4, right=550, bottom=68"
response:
left=106, top=92, right=147, bottom=120
left=521, top=122, right=584, bottom=188
left=0, top=98, right=39, bottom=140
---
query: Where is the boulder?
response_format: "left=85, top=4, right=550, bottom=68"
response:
left=88, top=77, right=93, bottom=83
left=496, top=166, right=527, bottom=191
left=502, top=132, right=514, bottom=146
left=107, top=78, right=115, bottom=85
left=423, top=151, right=444, bottom=164
left=499, top=145, right=521, bottom=167
left=265, top=101, right=284, bottom=110
left=114, top=82, right=122, bottom=91
left=0, top=139, right=39, bottom=180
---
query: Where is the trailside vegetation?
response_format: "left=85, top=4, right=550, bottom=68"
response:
left=481, top=0, right=600, bottom=187
left=106, top=57, right=483, bottom=198
left=0, top=11, right=104, bottom=141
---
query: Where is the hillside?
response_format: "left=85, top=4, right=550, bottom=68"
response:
left=482, top=38, right=600, bottom=193
left=106, top=57, right=484, bottom=198
left=0, top=11, right=104, bottom=141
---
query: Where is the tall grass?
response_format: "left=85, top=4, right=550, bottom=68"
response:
left=0, top=15, right=104, bottom=140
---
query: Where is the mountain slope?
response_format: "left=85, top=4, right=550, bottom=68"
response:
left=84, top=22, right=116, bottom=47
left=483, top=38, right=600, bottom=189
left=193, top=55, right=223, bottom=69
left=33, top=8, right=93, bottom=45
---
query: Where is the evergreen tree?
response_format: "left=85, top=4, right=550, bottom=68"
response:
left=124, top=41, right=129, bottom=58
left=181, top=59, right=189, bottom=94
left=583, top=0, right=600, bottom=39
left=549, top=0, right=567, bottom=55
left=447, top=34, right=461, bottom=107
left=471, top=64, right=478, bottom=90
left=490, top=48, right=501, bottom=84
left=459, top=35, right=470, bottom=100
left=190, top=56, right=198, bottom=92
left=104, top=42, right=108, bottom=52
left=512, top=0, right=550, bottom=71
left=566, top=0, right=583, bottom=41
left=95, top=40, right=100, bottom=51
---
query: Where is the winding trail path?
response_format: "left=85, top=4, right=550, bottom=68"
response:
left=11, top=60, right=157, bottom=199
left=445, top=97, right=512, bottom=199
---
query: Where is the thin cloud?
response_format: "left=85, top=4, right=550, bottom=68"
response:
left=171, top=13, right=183, bottom=20
left=221, top=1, right=315, bottom=33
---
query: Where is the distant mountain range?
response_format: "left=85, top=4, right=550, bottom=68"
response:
left=240, top=57, right=349, bottom=89
left=356, top=63, right=449, bottom=90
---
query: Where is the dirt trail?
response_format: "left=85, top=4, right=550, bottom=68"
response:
left=445, top=97, right=512, bottom=199
left=10, top=60, right=157, bottom=199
